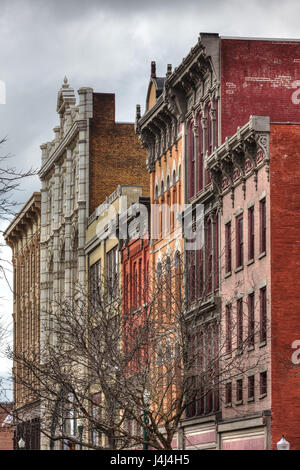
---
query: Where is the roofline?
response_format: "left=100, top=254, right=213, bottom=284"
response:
left=3, top=192, right=41, bottom=240
left=221, top=35, right=300, bottom=42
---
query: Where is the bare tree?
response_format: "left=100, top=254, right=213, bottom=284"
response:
left=7, top=251, right=268, bottom=450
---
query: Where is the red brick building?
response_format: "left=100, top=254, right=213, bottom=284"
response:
left=137, top=33, right=300, bottom=450
left=0, top=404, right=13, bottom=450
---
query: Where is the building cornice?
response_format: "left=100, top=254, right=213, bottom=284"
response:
left=206, top=115, right=270, bottom=211
left=39, top=119, right=87, bottom=179
left=3, top=192, right=41, bottom=246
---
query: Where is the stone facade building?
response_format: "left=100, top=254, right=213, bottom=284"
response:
left=38, top=79, right=148, bottom=449
left=4, top=193, right=41, bottom=450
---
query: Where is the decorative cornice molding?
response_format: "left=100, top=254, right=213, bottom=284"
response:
left=39, top=120, right=87, bottom=178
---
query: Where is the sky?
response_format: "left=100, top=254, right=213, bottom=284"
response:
left=0, top=0, right=300, bottom=391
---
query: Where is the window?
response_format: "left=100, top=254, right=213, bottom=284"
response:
left=248, top=293, right=255, bottom=348
left=237, top=298, right=243, bottom=350
left=260, top=287, right=267, bottom=343
left=187, top=251, right=196, bottom=304
left=138, top=258, right=142, bottom=306
left=225, top=221, right=232, bottom=273
left=260, top=198, right=266, bottom=253
left=89, top=260, right=101, bottom=312
left=248, top=375, right=255, bottom=401
left=205, top=105, right=212, bottom=185
left=197, top=113, right=203, bottom=192
left=225, top=382, right=232, bottom=405
left=236, top=214, right=243, bottom=268
left=225, top=304, right=232, bottom=353
left=248, top=206, right=254, bottom=260
left=188, top=121, right=195, bottom=199
left=107, top=247, right=118, bottom=302
left=260, top=371, right=267, bottom=397
left=236, top=379, right=243, bottom=402
left=206, top=218, right=212, bottom=293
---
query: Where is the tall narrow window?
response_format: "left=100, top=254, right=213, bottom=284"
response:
left=188, top=251, right=196, bottom=304
left=248, top=206, right=254, bottom=261
left=260, top=371, right=267, bottom=396
left=205, top=105, right=212, bottom=185
left=260, top=286, right=267, bottom=343
left=248, top=293, right=255, bottom=348
left=237, top=298, right=243, bottom=350
left=197, top=113, right=203, bottom=192
left=225, top=221, right=232, bottom=274
left=197, top=246, right=203, bottom=299
left=107, top=246, right=118, bottom=302
left=138, top=258, right=142, bottom=306
left=188, top=121, right=195, bottom=199
left=236, top=379, right=243, bottom=402
left=225, top=382, right=232, bottom=405
left=215, top=214, right=219, bottom=289
left=248, top=375, right=255, bottom=401
left=206, top=218, right=212, bottom=294
left=236, top=214, right=243, bottom=268
left=225, top=304, right=232, bottom=353
left=260, top=198, right=266, bottom=253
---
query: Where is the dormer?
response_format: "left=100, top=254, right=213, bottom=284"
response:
left=145, top=61, right=165, bottom=112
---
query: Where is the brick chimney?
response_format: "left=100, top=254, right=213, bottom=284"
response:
left=151, top=61, right=156, bottom=78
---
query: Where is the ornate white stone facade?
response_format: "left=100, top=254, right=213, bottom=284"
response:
left=38, top=79, right=93, bottom=448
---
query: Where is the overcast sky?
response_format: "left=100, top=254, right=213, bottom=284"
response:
left=0, top=0, right=300, bottom=386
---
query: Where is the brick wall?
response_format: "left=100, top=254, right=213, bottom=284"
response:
left=221, top=39, right=300, bottom=141
left=0, top=405, right=13, bottom=450
left=89, top=93, right=149, bottom=215
left=270, top=124, right=300, bottom=450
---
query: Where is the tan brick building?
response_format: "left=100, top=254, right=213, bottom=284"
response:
left=4, top=193, right=41, bottom=450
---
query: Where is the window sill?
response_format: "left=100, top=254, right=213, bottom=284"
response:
left=247, top=397, right=254, bottom=403
left=247, top=258, right=254, bottom=266
left=235, top=265, right=244, bottom=274
left=224, top=271, right=232, bottom=279
left=247, top=345, right=255, bottom=352
left=258, top=251, right=266, bottom=260
left=225, top=352, right=232, bottom=360
left=224, top=403, right=232, bottom=408
left=259, top=393, right=267, bottom=400
left=236, top=400, right=243, bottom=406
left=259, top=340, right=267, bottom=348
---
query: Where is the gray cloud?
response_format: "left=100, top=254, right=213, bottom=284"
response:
left=0, top=0, right=300, bottom=372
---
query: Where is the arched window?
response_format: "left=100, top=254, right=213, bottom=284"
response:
left=171, top=170, right=177, bottom=230
left=198, top=113, right=203, bottom=192
left=175, top=251, right=182, bottom=305
left=188, top=121, right=195, bottom=199
left=205, top=105, right=212, bottom=185
left=172, top=169, right=176, bottom=187
left=160, top=180, right=164, bottom=198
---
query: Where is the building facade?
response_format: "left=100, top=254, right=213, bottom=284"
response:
left=136, top=33, right=300, bottom=450
left=38, top=79, right=148, bottom=449
left=4, top=193, right=41, bottom=450
left=85, top=185, right=147, bottom=448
